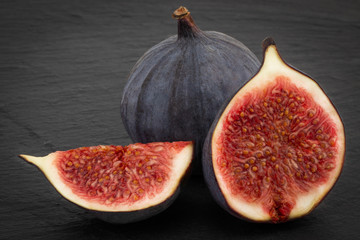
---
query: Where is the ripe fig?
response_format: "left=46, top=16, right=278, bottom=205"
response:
left=202, top=37, right=345, bottom=223
left=120, top=6, right=260, bottom=169
left=20, top=141, right=193, bottom=223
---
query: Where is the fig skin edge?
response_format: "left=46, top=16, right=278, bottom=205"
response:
left=19, top=142, right=194, bottom=224
left=202, top=37, right=345, bottom=223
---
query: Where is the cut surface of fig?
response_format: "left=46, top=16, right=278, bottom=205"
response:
left=20, top=141, right=193, bottom=223
left=203, top=37, right=345, bottom=223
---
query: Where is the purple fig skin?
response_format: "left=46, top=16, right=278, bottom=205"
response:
left=93, top=188, right=180, bottom=224
left=121, top=7, right=260, bottom=171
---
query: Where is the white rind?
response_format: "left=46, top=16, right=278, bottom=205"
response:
left=211, top=45, right=345, bottom=221
left=20, top=142, right=193, bottom=212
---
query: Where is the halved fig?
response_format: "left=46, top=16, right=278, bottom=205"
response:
left=202, top=37, right=345, bottom=223
left=20, top=141, right=193, bottom=223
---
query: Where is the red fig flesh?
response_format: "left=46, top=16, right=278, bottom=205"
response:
left=203, top=37, right=345, bottom=223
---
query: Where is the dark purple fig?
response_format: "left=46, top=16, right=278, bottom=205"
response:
left=202, top=37, right=345, bottom=223
left=120, top=7, right=260, bottom=170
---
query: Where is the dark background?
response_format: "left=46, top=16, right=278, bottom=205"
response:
left=1, top=0, right=359, bottom=239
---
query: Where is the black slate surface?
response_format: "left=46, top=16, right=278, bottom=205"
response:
left=1, top=0, right=360, bottom=239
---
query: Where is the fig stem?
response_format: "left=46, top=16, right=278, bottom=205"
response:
left=262, top=37, right=276, bottom=51
left=260, top=37, right=286, bottom=71
left=172, top=6, right=190, bottom=19
left=172, top=6, right=201, bottom=39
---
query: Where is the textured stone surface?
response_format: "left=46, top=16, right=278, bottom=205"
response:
left=1, top=0, right=359, bottom=239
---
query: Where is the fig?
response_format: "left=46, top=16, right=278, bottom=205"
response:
left=202, top=37, right=345, bottom=223
left=120, top=6, right=260, bottom=167
left=20, top=141, right=193, bottom=223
